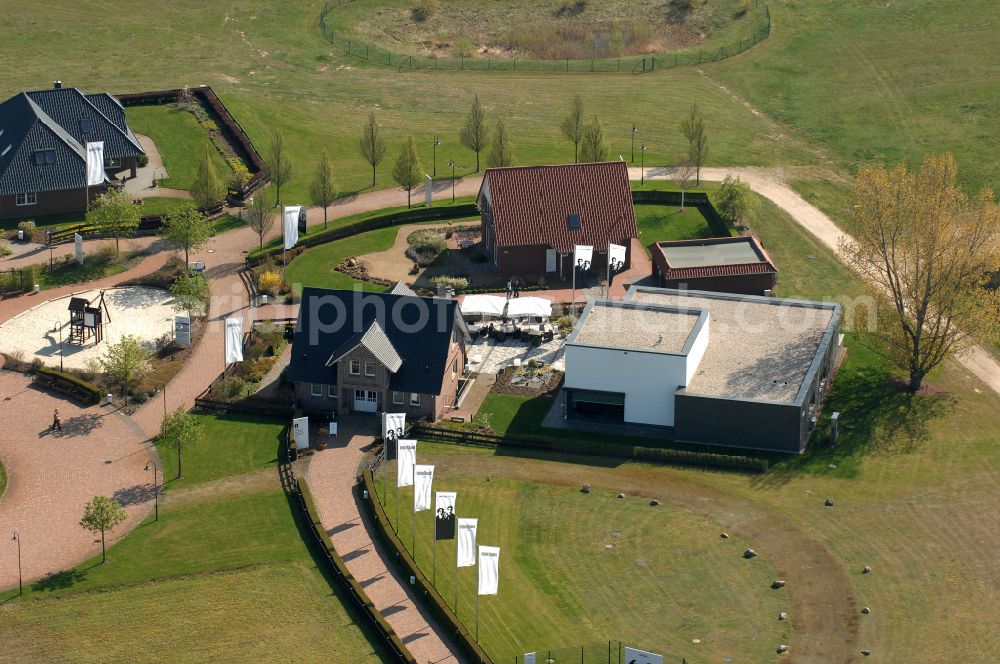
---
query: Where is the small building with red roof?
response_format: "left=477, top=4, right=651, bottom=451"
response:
left=477, top=161, right=638, bottom=278
left=649, top=235, right=778, bottom=296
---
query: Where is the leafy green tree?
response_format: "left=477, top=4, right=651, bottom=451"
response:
left=392, top=135, right=423, bottom=209
left=157, top=407, right=204, bottom=480
left=80, top=496, right=127, bottom=564
left=559, top=95, right=585, bottom=163
left=487, top=117, right=514, bottom=168
left=265, top=129, right=293, bottom=207
left=87, top=188, right=140, bottom=253
left=360, top=111, right=387, bottom=188
left=162, top=203, right=211, bottom=267
left=460, top=94, right=488, bottom=172
left=190, top=148, right=226, bottom=208
left=310, top=149, right=338, bottom=229
left=579, top=116, right=608, bottom=163
left=170, top=271, right=211, bottom=318
left=245, top=185, right=275, bottom=250
left=716, top=175, right=760, bottom=229
left=680, top=102, right=709, bottom=185
left=99, top=334, right=152, bottom=404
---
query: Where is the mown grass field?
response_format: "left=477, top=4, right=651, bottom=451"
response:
left=0, top=413, right=390, bottom=662
left=378, top=454, right=787, bottom=661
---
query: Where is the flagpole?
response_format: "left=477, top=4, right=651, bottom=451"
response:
left=455, top=554, right=459, bottom=614
left=395, top=477, right=399, bottom=534
left=433, top=530, right=437, bottom=588
left=571, top=250, right=577, bottom=315
left=476, top=591, right=480, bottom=641
left=606, top=246, right=611, bottom=298
left=411, top=465, right=416, bottom=562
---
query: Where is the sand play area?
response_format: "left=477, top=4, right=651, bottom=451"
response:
left=0, top=287, right=177, bottom=370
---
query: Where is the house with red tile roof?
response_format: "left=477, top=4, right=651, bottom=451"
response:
left=476, top=161, right=638, bottom=278
left=649, top=235, right=778, bottom=295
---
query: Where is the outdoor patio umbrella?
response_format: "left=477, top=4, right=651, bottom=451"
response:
left=505, top=296, right=552, bottom=319
left=460, top=294, right=507, bottom=318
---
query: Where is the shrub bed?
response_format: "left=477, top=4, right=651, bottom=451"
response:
left=34, top=367, right=103, bottom=405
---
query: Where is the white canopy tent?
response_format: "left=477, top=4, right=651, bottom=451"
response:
left=460, top=294, right=507, bottom=318
left=505, top=297, right=552, bottom=319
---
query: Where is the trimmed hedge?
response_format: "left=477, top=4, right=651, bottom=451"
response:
left=361, top=469, right=495, bottom=664
left=297, top=478, right=416, bottom=663
left=34, top=367, right=103, bottom=405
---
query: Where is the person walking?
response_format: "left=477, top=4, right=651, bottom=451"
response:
left=513, top=281, right=521, bottom=298
left=52, top=408, right=63, bottom=433
left=506, top=280, right=512, bottom=300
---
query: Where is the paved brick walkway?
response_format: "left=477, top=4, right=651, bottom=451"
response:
left=308, top=419, right=461, bottom=664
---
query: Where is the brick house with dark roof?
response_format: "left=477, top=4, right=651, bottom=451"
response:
left=649, top=235, right=778, bottom=295
left=287, top=287, right=469, bottom=420
left=0, top=82, right=145, bottom=219
left=477, top=161, right=639, bottom=278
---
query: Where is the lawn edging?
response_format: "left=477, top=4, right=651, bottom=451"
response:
left=361, top=468, right=495, bottom=664
left=296, top=476, right=416, bottom=664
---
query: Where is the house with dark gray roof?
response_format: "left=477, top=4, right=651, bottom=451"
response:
left=0, top=82, right=145, bottom=219
left=287, top=287, right=469, bottom=420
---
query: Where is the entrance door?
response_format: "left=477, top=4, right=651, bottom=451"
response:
left=354, top=389, right=378, bottom=412
left=545, top=249, right=557, bottom=273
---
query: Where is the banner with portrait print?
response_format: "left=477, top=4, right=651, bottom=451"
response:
left=382, top=412, right=406, bottom=457
left=413, top=465, right=434, bottom=512
left=396, top=439, right=416, bottom=487
left=608, top=243, right=627, bottom=276
left=457, top=518, right=478, bottom=567
left=573, top=245, right=594, bottom=273
left=435, top=492, right=457, bottom=540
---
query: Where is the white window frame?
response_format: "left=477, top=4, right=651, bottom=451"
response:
left=364, top=361, right=375, bottom=377
left=310, top=383, right=323, bottom=397
left=393, top=391, right=404, bottom=405
left=410, top=393, right=421, bottom=406
left=349, top=360, right=361, bottom=375
left=16, top=192, right=37, bottom=206
left=327, top=385, right=337, bottom=399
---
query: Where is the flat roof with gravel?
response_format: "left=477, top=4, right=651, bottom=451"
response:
left=572, top=301, right=701, bottom=354
left=660, top=241, right=764, bottom=268
left=628, top=288, right=837, bottom=402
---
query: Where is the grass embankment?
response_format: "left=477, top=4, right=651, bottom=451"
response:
left=378, top=447, right=787, bottom=662
left=0, top=413, right=391, bottom=662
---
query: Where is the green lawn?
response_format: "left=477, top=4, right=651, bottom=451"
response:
left=634, top=203, right=718, bottom=253
left=125, top=105, right=231, bottom=191
left=136, top=196, right=194, bottom=218
left=0, top=412, right=391, bottom=662
left=37, top=252, right=143, bottom=290
left=284, top=225, right=398, bottom=292
left=379, top=452, right=787, bottom=661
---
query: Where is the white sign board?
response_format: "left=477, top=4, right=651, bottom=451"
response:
left=329, top=421, right=338, bottom=437
left=623, top=647, right=663, bottom=664
left=84, top=312, right=96, bottom=327
left=75, top=233, right=84, bottom=264
left=425, top=174, right=433, bottom=207
left=175, top=315, right=191, bottom=346
left=523, top=653, right=536, bottom=664
left=545, top=249, right=556, bottom=273
left=292, top=416, right=309, bottom=450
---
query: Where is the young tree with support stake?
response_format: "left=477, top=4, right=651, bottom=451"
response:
left=310, top=149, right=338, bottom=229
left=245, top=185, right=275, bottom=251
left=162, top=203, right=211, bottom=268
left=157, top=407, right=203, bottom=480
left=392, top=136, right=423, bottom=209
left=460, top=94, right=488, bottom=172
left=842, top=153, right=1000, bottom=392
left=360, top=111, right=387, bottom=188
left=486, top=116, right=513, bottom=168
left=680, top=102, right=708, bottom=186
left=560, top=95, right=585, bottom=163
left=265, top=129, right=293, bottom=207
left=87, top=188, right=140, bottom=254
left=675, top=159, right=697, bottom=211
left=80, top=496, right=127, bottom=564
left=99, top=334, right=152, bottom=406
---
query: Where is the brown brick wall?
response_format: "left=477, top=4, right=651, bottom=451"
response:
left=0, top=187, right=98, bottom=220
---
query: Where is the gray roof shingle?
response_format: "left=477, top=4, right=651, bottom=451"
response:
left=326, top=321, right=404, bottom=373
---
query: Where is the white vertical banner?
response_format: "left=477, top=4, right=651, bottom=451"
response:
left=456, top=518, right=478, bottom=567
left=292, top=416, right=309, bottom=450
left=382, top=412, right=406, bottom=445
left=573, top=245, right=594, bottom=271
left=413, top=465, right=434, bottom=512
left=477, top=545, right=500, bottom=595
left=608, top=242, right=627, bottom=274
left=224, top=317, right=243, bottom=364
left=425, top=174, right=433, bottom=207
left=282, top=205, right=301, bottom=250
left=74, top=233, right=84, bottom=264
left=85, top=141, right=104, bottom=186
left=396, top=439, right=416, bottom=487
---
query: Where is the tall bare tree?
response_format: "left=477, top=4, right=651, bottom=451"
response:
left=460, top=94, right=488, bottom=172
left=579, top=116, right=608, bottom=163
left=265, top=129, right=293, bottom=207
left=486, top=117, right=514, bottom=168
left=392, top=135, right=423, bottom=208
left=842, top=153, right=1000, bottom=391
left=310, top=149, right=338, bottom=229
left=246, top=185, right=275, bottom=250
left=360, top=111, right=387, bottom=188
left=675, top=159, right=697, bottom=211
left=680, top=103, right=708, bottom=186
left=559, top=95, right=585, bottom=163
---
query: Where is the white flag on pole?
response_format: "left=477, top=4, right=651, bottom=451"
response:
left=282, top=205, right=301, bottom=250
left=457, top=518, right=478, bottom=567
left=478, top=545, right=500, bottom=595
left=413, top=465, right=434, bottom=512
left=85, top=141, right=104, bottom=186
left=573, top=245, right=594, bottom=272
left=382, top=412, right=406, bottom=445
left=224, top=317, right=243, bottom=364
left=608, top=242, right=627, bottom=274
left=396, top=439, right=416, bottom=487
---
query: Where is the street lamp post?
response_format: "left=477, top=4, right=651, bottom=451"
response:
left=631, top=123, right=637, bottom=163
left=448, top=161, right=456, bottom=203
left=144, top=463, right=159, bottom=522
left=12, top=532, right=22, bottom=596
left=640, top=145, right=647, bottom=185
left=433, top=136, right=441, bottom=178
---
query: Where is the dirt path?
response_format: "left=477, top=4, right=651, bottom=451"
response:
left=627, top=165, right=1000, bottom=397
left=433, top=450, right=860, bottom=664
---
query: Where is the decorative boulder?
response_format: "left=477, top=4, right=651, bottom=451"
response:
left=776, top=645, right=788, bottom=654
left=617, top=493, right=625, bottom=499
left=650, top=499, right=660, bottom=506
left=744, top=549, right=758, bottom=559
left=772, top=580, right=786, bottom=589
left=825, top=498, right=835, bottom=507
left=861, top=607, right=871, bottom=614
left=861, top=650, right=871, bottom=657
left=778, top=612, right=788, bottom=621
left=720, top=532, right=730, bottom=539
left=863, top=565, right=872, bottom=574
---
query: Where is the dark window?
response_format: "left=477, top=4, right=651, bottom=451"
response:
left=567, top=213, right=581, bottom=229
left=80, top=118, right=92, bottom=133
left=34, top=149, right=56, bottom=165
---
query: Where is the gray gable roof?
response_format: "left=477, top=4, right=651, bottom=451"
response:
left=25, top=88, right=144, bottom=158
left=326, top=321, right=404, bottom=373
left=388, top=281, right=417, bottom=296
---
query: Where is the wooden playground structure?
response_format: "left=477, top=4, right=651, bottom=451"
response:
left=65, top=290, right=110, bottom=345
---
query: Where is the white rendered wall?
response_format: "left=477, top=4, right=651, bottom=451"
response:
left=564, top=345, right=688, bottom=426
left=684, top=317, right=710, bottom=385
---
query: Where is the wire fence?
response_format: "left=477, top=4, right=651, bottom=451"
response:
left=320, top=0, right=771, bottom=74
left=506, top=641, right=692, bottom=663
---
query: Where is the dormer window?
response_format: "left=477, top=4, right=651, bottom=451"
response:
left=80, top=118, right=92, bottom=134
left=567, top=212, right=581, bottom=229
left=33, top=149, right=56, bottom=165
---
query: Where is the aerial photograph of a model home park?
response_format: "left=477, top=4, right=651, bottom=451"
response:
left=1, top=2, right=998, bottom=663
